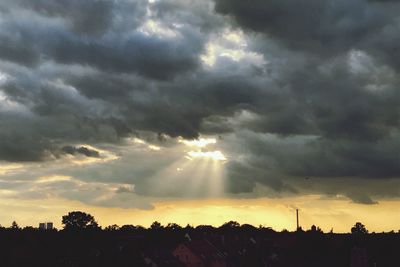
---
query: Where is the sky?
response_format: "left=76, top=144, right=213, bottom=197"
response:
left=0, top=0, right=400, bottom=232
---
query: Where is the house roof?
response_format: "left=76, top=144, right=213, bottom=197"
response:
left=182, top=240, right=226, bottom=262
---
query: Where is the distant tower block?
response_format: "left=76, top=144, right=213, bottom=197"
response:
left=46, top=222, right=53, bottom=230
left=39, top=223, right=46, bottom=230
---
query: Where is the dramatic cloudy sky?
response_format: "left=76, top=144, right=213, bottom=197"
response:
left=1, top=0, right=400, bottom=231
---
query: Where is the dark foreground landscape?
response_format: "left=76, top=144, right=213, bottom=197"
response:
left=1, top=212, right=399, bottom=267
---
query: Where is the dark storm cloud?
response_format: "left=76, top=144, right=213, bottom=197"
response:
left=62, top=146, right=100, bottom=158
left=1, top=0, right=400, bottom=205
left=219, top=131, right=400, bottom=204
left=0, top=0, right=215, bottom=161
left=15, top=0, right=147, bottom=36
left=0, top=37, right=40, bottom=67
left=0, top=0, right=203, bottom=79
left=346, top=194, right=378, bottom=205
left=208, top=0, right=400, bottom=202
left=152, top=0, right=225, bottom=33
left=0, top=132, right=53, bottom=162
left=229, top=132, right=400, bottom=180
left=214, top=0, right=400, bottom=56
left=0, top=0, right=223, bottom=153
left=42, top=30, right=203, bottom=80
left=18, top=0, right=115, bottom=35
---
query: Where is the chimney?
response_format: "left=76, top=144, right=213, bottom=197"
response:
left=296, top=209, right=299, bottom=231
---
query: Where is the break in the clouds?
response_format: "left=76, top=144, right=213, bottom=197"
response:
left=1, top=0, right=400, bottom=209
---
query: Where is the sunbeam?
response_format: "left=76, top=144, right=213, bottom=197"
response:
left=147, top=136, right=228, bottom=197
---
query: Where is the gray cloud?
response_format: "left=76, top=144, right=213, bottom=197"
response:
left=18, top=0, right=115, bottom=36
left=0, top=0, right=400, bottom=206
left=61, top=146, right=100, bottom=158
left=0, top=0, right=220, bottom=160
left=214, top=0, right=400, bottom=58
left=13, top=0, right=147, bottom=36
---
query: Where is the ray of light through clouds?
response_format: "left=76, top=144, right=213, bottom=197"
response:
left=1, top=0, right=400, bottom=232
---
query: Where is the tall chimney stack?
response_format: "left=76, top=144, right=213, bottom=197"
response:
left=296, top=209, right=299, bottom=231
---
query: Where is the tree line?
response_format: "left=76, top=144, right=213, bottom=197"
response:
left=1, top=210, right=393, bottom=235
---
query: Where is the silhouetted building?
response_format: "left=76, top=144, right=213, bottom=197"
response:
left=39, top=222, right=53, bottom=230
left=39, top=223, right=46, bottom=230
left=46, top=222, right=53, bottom=230
left=173, top=240, right=227, bottom=267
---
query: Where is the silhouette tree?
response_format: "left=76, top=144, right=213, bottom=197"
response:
left=104, top=224, right=120, bottom=231
left=11, top=221, right=20, bottom=230
left=120, top=224, right=138, bottom=232
left=240, top=224, right=258, bottom=232
left=220, top=221, right=240, bottom=229
left=23, top=226, right=36, bottom=231
left=166, top=223, right=182, bottom=230
left=310, top=225, right=323, bottom=233
left=196, top=225, right=215, bottom=232
left=351, top=222, right=368, bottom=235
left=62, top=211, right=99, bottom=230
left=150, top=221, right=163, bottom=230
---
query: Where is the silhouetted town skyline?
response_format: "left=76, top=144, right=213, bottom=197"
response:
left=1, top=210, right=398, bottom=267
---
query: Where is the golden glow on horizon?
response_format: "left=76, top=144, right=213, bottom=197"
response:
left=2, top=196, right=400, bottom=233
left=1, top=137, right=398, bottom=234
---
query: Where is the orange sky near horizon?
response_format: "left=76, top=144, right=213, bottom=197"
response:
left=2, top=195, right=400, bottom=233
